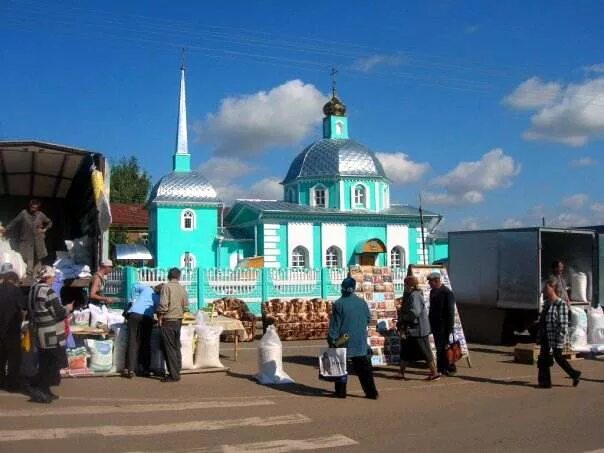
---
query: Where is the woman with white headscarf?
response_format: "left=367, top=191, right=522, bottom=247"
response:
left=27, top=266, right=71, bottom=403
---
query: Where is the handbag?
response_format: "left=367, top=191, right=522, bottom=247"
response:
left=446, top=334, right=463, bottom=365
left=318, top=347, right=347, bottom=382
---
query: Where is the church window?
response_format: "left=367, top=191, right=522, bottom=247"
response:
left=313, top=186, right=327, bottom=207
left=180, top=251, right=196, bottom=269
left=383, top=186, right=390, bottom=209
left=286, top=188, right=296, bottom=203
left=335, top=121, right=344, bottom=135
left=181, top=209, right=196, bottom=230
left=291, top=246, right=308, bottom=268
left=390, top=246, right=406, bottom=270
left=353, top=185, right=366, bottom=208
left=325, top=246, right=341, bottom=268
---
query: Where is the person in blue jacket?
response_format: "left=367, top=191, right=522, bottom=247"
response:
left=328, top=275, right=378, bottom=399
left=122, top=283, right=161, bottom=378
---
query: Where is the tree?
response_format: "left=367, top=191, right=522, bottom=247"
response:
left=110, top=156, right=151, bottom=204
left=109, top=157, right=151, bottom=246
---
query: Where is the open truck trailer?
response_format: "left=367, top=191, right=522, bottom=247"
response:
left=0, top=141, right=109, bottom=279
left=449, top=227, right=600, bottom=344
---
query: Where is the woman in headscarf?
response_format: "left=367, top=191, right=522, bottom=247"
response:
left=27, top=266, right=72, bottom=403
left=397, top=275, right=440, bottom=381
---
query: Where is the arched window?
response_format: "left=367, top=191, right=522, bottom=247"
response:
left=313, top=185, right=327, bottom=208
left=325, top=246, right=341, bottom=268
left=383, top=186, right=390, bottom=209
left=335, top=121, right=344, bottom=135
left=181, top=209, right=196, bottom=231
left=291, top=246, right=308, bottom=268
left=390, top=246, right=406, bottom=270
left=353, top=185, right=366, bottom=208
left=286, top=188, right=296, bottom=203
left=181, top=252, right=196, bottom=269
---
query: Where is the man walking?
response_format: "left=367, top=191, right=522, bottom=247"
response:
left=157, top=268, right=189, bottom=382
left=0, top=263, right=26, bottom=392
left=427, top=272, right=456, bottom=376
left=328, top=275, right=378, bottom=399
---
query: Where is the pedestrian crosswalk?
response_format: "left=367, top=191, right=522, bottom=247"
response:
left=0, top=393, right=359, bottom=452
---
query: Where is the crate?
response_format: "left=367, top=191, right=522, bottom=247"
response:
left=514, top=343, right=537, bottom=364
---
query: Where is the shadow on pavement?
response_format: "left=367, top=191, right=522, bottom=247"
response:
left=452, top=374, right=539, bottom=388
left=226, top=370, right=336, bottom=398
left=282, top=355, right=317, bottom=368
left=469, top=347, right=514, bottom=356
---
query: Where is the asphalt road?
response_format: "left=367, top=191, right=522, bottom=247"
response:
left=1, top=341, right=603, bottom=453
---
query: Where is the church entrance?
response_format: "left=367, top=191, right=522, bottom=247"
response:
left=355, top=238, right=386, bottom=267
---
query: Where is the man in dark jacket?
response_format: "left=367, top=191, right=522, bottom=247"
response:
left=0, top=263, right=26, bottom=391
left=427, top=272, right=456, bottom=375
left=328, top=276, right=378, bottom=399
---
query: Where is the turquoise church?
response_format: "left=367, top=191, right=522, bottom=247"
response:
left=149, top=67, right=443, bottom=270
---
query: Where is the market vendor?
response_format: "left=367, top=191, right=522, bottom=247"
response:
left=89, top=259, right=116, bottom=305
left=5, top=199, right=53, bottom=277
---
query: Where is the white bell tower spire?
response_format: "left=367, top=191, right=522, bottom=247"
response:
left=173, top=49, right=191, bottom=172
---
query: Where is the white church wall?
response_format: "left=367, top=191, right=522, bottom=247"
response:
left=387, top=224, right=409, bottom=267
left=264, top=223, right=281, bottom=268
left=287, top=222, right=314, bottom=267
left=321, top=223, right=347, bottom=267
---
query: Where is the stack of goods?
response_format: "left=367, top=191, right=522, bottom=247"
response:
left=0, top=224, right=27, bottom=279
left=211, top=298, right=257, bottom=342
left=349, top=265, right=399, bottom=366
left=262, top=298, right=332, bottom=341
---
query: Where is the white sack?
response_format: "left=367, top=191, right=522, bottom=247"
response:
left=107, top=310, right=125, bottom=328
left=0, top=250, right=27, bottom=279
left=255, top=325, right=294, bottom=385
left=180, top=324, right=196, bottom=370
left=569, top=307, right=588, bottom=350
left=587, top=306, right=604, bottom=345
left=89, top=304, right=110, bottom=329
left=72, top=308, right=91, bottom=327
left=85, top=339, right=114, bottom=373
left=570, top=272, right=588, bottom=302
left=112, top=323, right=128, bottom=372
left=194, top=325, right=224, bottom=369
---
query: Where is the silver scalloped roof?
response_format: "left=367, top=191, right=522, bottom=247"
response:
left=148, top=171, right=218, bottom=205
left=282, top=138, right=387, bottom=184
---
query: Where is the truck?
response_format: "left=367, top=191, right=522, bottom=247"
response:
left=448, top=227, right=601, bottom=344
left=0, top=141, right=110, bottom=279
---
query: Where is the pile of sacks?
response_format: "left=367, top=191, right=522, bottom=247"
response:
left=262, top=298, right=332, bottom=341
left=569, top=305, right=604, bottom=353
left=0, top=226, right=27, bottom=279
left=211, top=297, right=257, bottom=342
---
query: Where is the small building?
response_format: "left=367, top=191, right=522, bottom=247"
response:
left=109, top=203, right=149, bottom=244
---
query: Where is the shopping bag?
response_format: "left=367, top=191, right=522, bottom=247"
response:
left=21, top=327, right=31, bottom=353
left=446, top=334, right=463, bottom=365
left=318, top=347, right=347, bottom=382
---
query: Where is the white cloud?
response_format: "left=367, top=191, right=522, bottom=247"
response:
left=505, top=76, right=604, bottom=146
left=583, top=63, right=604, bottom=74
left=503, top=218, right=524, bottom=228
left=591, top=202, right=604, bottom=220
left=503, top=77, right=561, bottom=110
left=375, top=152, right=430, bottom=185
left=548, top=212, right=591, bottom=228
left=461, top=217, right=481, bottom=230
left=194, top=80, right=327, bottom=156
left=352, top=54, right=405, bottom=73
left=248, top=177, right=283, bottom=200
left=464, top=25, right=481, bottom=35
left=425, top=148, right=520, bottom=205
left=570, top=156, right=597, bottom=167
left=561, top=193, right=589, bottom=210
left=198, top=157, right=255, bottom=183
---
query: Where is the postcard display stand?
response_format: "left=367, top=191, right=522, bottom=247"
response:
left=408, top=264, right=472, bottom=368
left=349, top=265, right=400, bottom=367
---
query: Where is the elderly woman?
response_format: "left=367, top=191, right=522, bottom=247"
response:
left=537, top=277, right=581, bottom=388
left=397, top=275, right=440, bottom=381
left=27, top=266, right=72, bottom=403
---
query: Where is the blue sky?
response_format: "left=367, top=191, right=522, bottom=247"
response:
left=1, top=0, right=603, bottom=230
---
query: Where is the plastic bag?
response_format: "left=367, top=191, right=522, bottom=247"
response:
left=318, top=347, right=347, bottom=380
left=67, top=347, right=89, bottom=370
left=72, top=308, right=91, bottom=327
left=194, top=324, right=224, bottom=369
left=0, top=250, right=27, bottom=279
left=255, top=325, right=294, bottom=384
left=570, top=272, right=588, bottom=302
left=89, top=304, right=110, bottom=329
left=112, top=323, right=128, bottom=372
left=85, top=339, right=114, bottom=373
left=180, top=325, right=196, bottom=370
left=107, top=310, right=125, bottom=328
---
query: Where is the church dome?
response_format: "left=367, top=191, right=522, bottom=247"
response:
left=322, top=95, right=347, bottom=117
left=282, top=138, right=387, bottom=184
left=148, top=170, right=218, bottom=205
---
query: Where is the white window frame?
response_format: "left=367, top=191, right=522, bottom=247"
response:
left=181, top=209, right=196, bottom=231
left=291, top=246, right=308, bottom=268
left=325, top=246, right=341, bottom=268
left=390, top=246, right=406, bottom=270
left=180, top=252, right=197, bottom=269
left=383, top=186, right=390, bottom=209
left=311, top=184, right=328, bottom=208
left=352, top=183, right=368, bottom=209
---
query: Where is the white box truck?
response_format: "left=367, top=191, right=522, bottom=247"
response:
left=448, top=227, right=599, bottom=344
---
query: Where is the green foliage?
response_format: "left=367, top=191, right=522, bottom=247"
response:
left=109, top=230, right=129, bottom=246
left=110, top=156, right=151, bottom=204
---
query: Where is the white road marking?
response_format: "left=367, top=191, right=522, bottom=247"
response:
left=0, top=398, right=275, bottom=417
left=0, top=414, right=311, bottom=442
